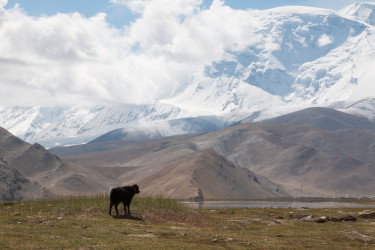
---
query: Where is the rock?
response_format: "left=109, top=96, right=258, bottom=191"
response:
left=340, top=215, right=357, bottom=222
left=329, top=215, right=357, bottom=222
left=301, top=215, right=327, bottom=223
left=301, top=215, right=313, bottom=221
left=315, top=216, right=328, bottom=223
left=358, top=210, right=375, bottom=219
left=290, top=213, right=306, bottom=219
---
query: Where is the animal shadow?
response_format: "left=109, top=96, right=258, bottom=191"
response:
left=112, top=214, right=144, bottom=221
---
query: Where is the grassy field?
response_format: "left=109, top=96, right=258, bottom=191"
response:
left=1, top=196, right=375, bottom=249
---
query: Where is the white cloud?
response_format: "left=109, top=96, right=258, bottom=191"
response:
left=109, top=0, right=148, bottom=13
left=0, top=8, right=131, bottom=105
left=0, top=0, right=260, bottom=106
left=0, top=0, right=7, bottom=9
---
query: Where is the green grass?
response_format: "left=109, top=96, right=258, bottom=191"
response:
left=1, top=196, right=375, bottom=249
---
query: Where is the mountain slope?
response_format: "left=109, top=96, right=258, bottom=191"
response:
left=206, top=124, right=375, bottom=196
left=0, top=126, right=124, bottom=198
left=189, top=109, right=375, bottom=196
left=89, top=116, right=227, bottom=144
left=166, top=6, right=375, bottom=114
left=341, top=2, right=375, bottom=26
left=259, top=107, right=375, bottom=131
left=0, top=103, right=188, bottom=148
left=138, top=149, right=289, bottom=200
left=0, top=157, right=50, bottom=201
left=60, top=108, right=375, bottom=198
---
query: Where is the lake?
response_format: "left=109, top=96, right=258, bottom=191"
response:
left=181, top=200, right=375, bottom=209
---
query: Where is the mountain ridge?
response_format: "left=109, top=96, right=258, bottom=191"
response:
left=138, top=149, right=290, bottom=200
left=259, top=107, right=375, bottom=131
left=0, top=125, right=294, bottom=200
left=341, top=2, right=375, bottom=26
left=0, top=126, right=125, bottom=198
left=56, top=107, right=375, bottom=198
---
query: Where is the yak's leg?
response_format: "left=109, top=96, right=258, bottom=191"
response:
left=114, top=204, right=119, bottom=216
left=127, top=205, right=131, bottom=215
left=123, top=202, right=128, bottom=215
left=109, top=203, right=113, bottom=215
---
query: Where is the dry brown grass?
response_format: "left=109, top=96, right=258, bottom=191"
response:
left=1, top=196, right=375, bottom=249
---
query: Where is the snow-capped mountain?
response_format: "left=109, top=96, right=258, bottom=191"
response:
left=341, top=2, right=375, bottom=26
left=2, top=3, right=375, bottom=147
left=0, top=103, right=187, bottom=147
left=166, top=5, right=375, bottom=114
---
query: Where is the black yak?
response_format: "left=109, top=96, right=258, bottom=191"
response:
left=109, top=184, right=140, bottom=216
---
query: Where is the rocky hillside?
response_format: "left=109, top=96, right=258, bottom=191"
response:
left=138, top=149, right=290, bottom=200
left=60, top=107, right=375, bottom=198
left=3, top=107, right=375, bottom=200
left=0, top=157, right=49, bottom=201
left=1, top=124, right=291, bottom=200
left=0, top=126, right=122, bottom=199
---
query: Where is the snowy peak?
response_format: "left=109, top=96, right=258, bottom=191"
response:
left=208, top=9, right=367, bottom=84
left=0, top=102, right=188, bottom=148
left=341, top=2, right=375, bottom=26
left=169, top=6, right=373, bottom=114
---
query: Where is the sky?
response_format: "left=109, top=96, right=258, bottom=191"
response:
left=0, top=0, right=374, bottom=106
left=3, top=0, right=372, bottom=28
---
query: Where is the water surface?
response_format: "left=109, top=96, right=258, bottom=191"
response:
left=182, top=200, right=375, bottom=209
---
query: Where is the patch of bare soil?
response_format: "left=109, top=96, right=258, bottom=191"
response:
left=343, top=230, right=375, bottom=244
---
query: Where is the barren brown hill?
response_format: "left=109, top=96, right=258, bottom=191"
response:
left=60, top=108, right=375, bottom=198
left=63, top=132, right=292, bottom=199
left=0, top=126, right=124, bottom=199
left=190, top=123, right=375, bottom=197
left=0, top=158, right=50, bottom=201
left=138, top=149, right=290, bottom=200
left=259, top=107, right=375, bottom=131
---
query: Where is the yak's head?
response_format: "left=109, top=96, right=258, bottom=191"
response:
left=133, top=184, right=140, bottom=194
